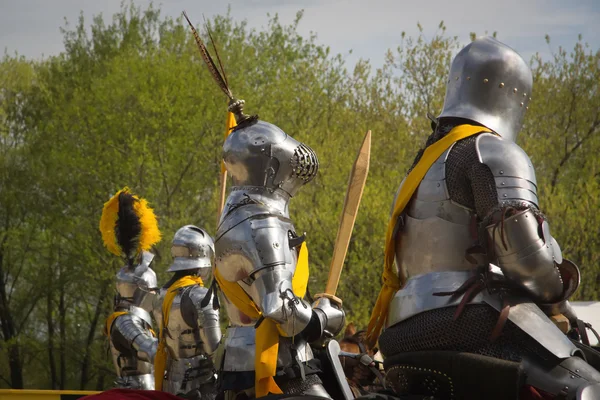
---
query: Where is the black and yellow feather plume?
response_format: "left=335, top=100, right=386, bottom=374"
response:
left=99, top=187, right=161, bottom=265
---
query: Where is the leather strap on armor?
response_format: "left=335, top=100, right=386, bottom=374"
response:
left=367, top=124, right=492, bottom=347
left=214, top=242, right=309, bottom=398
left=154, top=275, right=204, bottom=390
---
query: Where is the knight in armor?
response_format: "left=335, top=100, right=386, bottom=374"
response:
left=366, top=37, right=600, bottom=400
left=181, top=13, right=345, bottom=399
left=153, top=225, right=221, bottom=399
left=100, top=188, right=162, bottom=390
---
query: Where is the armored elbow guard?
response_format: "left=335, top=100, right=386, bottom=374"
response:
left=486, top=208, right=564, bottom=303
left=251, top=266, right=313, bottom=337
left=113, top=313, right=158, bottom=363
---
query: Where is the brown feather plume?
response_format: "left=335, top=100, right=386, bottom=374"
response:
left=203, top=15, right=229, bottom=87
left=183, top=11, right=233, bottom=101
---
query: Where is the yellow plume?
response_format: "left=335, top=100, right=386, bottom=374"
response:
left=99, top=187, right=162, bottom=259
left=134, top=196, right=162, bottom=252
left=99, top=187, right=129, bottom=257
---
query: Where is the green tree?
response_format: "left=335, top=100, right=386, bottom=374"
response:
left=0, top=2, right=598, bottom=389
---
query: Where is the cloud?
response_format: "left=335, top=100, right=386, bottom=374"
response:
left=0, top=0, right=598, bottom=67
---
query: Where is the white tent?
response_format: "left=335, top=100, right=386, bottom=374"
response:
left=572, top=301, right=600, bottom=345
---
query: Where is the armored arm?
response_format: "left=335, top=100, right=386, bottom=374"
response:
left=113, top=257, right=159, bottom=363
left=249, top=265, right=314, bottom=337
left=250, top=267, right=345, bottom=341
left=475, top=133, right=568, bottom=303
left=112, top=310, right=158, bottom=363
left=188, top=286, right=222, bottom=355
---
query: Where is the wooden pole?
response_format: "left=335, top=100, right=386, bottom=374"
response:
left=314, top=130, right=371, bottom=305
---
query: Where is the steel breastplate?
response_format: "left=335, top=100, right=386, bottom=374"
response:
left=395, top=146, right=479, bottom=280
left=165, top=290, right=207, bottom=360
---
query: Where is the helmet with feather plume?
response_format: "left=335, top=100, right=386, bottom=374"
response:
left=99, top=187, right=162, bottom=267
left=183, top=13, right=319, bottom=195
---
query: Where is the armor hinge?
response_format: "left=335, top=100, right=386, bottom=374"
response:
left=288, top=231, right=306, bottom=249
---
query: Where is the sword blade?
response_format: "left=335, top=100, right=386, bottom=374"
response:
left=323, top=130, right=371, bottom=297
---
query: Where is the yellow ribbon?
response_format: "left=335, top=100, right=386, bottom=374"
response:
left=154, top=275, right=204, bottom=390
left=104, top=311, right=128, bottom=336
left=366, top=124, right=492, bottom=347
left=221, top=111, right=237, bottom=174
left=215, top=242, right=310, bottom=398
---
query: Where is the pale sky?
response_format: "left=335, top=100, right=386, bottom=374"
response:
left=0, top=0, right=599, bottom=69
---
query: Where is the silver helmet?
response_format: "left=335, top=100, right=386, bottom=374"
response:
left=438, top=36, right=533, bottom=142
left=168, top=225, right=214, bottom=275
left=223, top=120, right=319, bottom=197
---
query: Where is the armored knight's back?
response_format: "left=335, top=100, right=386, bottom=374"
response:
left=99, top=188, right=161, bottom=390
left=156, top=284, right=220, bottom=398
left=154, top=225, right=221, bottom=400
left=108, top=251, right=158, bottom=389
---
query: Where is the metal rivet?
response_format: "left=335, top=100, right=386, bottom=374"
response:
left=501, top=182, right=505, bottom=185
left=273, top=242, right=279, bottom=249
left=455, top=76, right=459, bottom=80
left=437, top=182, right=441, bottom=187
left=499, top=170, right=504, bottom=174
left=520, top=102, right=524, bottom=107
left=499, top=82, right=505, bottom=88
left=466, top=76, right=471, bottom=80
left=571, top=375, right=575, bottom=379
left=529, top=97, right=532, bottom=101
left=513, top=88, right=518, bottom=93
left=503, top=194, right=508, bottom=197
left=483, top=78, right=489, bottom=83
left=523, top=93, right=527, bottom=97
left=526, top=106, right=529, bottom=110
left=576, top=369, right=580, bottom=373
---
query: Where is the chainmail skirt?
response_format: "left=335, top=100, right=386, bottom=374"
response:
left=379, top=304, right=554, bottom=363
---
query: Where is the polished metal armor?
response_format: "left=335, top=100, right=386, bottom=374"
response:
left=108, top=251, right=158, bottom=389
left=438, top=36, right=533, bottom=142
left=154, top=285, right=221, bottom=398
left=388, top=133, right=569, bottom=343
left=169, top=225, right=215, bottom=281
left=383, top=37, right=599, bottom=399
left=154, top=226, right=221, bottom=399
left=222, top=120, right=319, bottom=198
left=215, top=120, right=342, bottom=397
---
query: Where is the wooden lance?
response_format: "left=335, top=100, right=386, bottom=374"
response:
left=314, top=130, right=371, bottom=305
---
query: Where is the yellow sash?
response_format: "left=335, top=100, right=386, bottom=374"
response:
left=154, top=275, right=204, bottom=390
left=104, top=311, right=128, bottom=336
left=366, top=124, right=492, bottom=347
left=214, top=242, right=310, bottom=398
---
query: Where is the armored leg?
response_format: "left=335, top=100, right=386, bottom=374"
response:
left=523, top=354, right=600, bottom=399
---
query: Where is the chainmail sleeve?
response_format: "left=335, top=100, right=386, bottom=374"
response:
left=446, top=135, right=499, bottom=219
